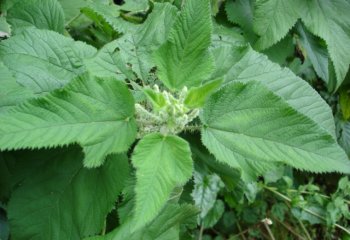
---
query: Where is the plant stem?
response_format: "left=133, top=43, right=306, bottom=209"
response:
left=198, top=224, right=204, bottom=240
left=297, top=218, right=312, bottom=240
left=101, top=219, right=107, bottom=235
left=236, top=222, right=247, bottom=240
left=274, top=218, right=305, bottom=240
left=183, top=125, right=201, bottom=132
left=263, top=221, right=276, bottom=240
left=65, top=13, right=82, bottom=27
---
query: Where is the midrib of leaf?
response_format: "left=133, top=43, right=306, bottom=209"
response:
left=135, top=140, right=166, bottom=217
left=130, top=35, right=148, bottom=82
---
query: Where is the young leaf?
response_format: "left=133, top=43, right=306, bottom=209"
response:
left=7, top=0, right=65, bottom=34
left=132, top=133, right=193, bottom=229
left=184, top=79, right=223, bottom=109
left=0, top=74, right=137, bottom=167
left=154, top=0, right=214, bottom=90
left=201, top=81, right=350, bottom=181
left=0, top=28, right=96, bottom=95
left=8, top=147, right=129, bottom=240
left=143, top=87, right=167, bottom=110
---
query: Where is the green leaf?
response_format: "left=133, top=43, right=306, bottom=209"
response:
left=192, top=171, right=222, bottom=219
left=201, top=81, right=350, bottom=181
left=184, top=79, right=223, bottom=109
left=262, top=34, right=294, bottom=64
left=186, top=133, right=241, bottom=190
left=154, top=0, right=214, bottom=90
left=0, top=62, right=34, bottom=113
left=202, top=200, right=224, bottom=228
left=225, top=0, right=256, bottom=43
left=209, top=26, right=247, bottom=81
left=225, top=0, right=254, bottom=31
left=300, top=0, right=350, bottom=90
left=81, top=1, right=133, bottom=34
left=251, top=0, right=350, bottom=89
left=0, top=74, right=137, bottom=167
left=87, top=3, right=178, bottom=82
left=8, top=147, right=129, bottom=240
left=296, top=22, right=329, bottom=83
left=0, top=28, right=96, bottom=95
left=338, top=120, right=350, bottom=157
left=58, top=0, right=87, bottom=23
left=215, top=45, right=336, bottom=138
left=132, top=133, right=193, bottom=228
left=7, top=0, right=65, bottom=34
left=143, top=87, right=167, bottom=110
left=88, top=203, right=198, bottom=240
left=119, top=0, right=149, bottom=12
left=253, top=0, right=302, bottom=50
left=340, top=90, right=350, bottom=120
left=0, top=16, right=11, bottom=38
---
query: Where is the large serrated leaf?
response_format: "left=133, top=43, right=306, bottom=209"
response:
left=251, top=0, right=350, bottom=90
left=201, top=81, right=350, bottom=181
left=225, top=0, right=256, bottom=43
left=7, top=147, right=129, bottom=240
left=0, top=74, right=137, bottom=167
left=0, top=62, right=34, bottom=113
left=0, top=28, right=96, bottom=95
left=211, top=41, right=336, bottom=138
left=253, top=0, right=302, bottom=50
left=81, top=1, right=134, bottom=34
left=132, top=133, right=193, bottom=229
left=7, top=0, right=65, bottom=34
left=154, top=0, right=214, bottom=90
left=300, top=0, right=350, bottom=91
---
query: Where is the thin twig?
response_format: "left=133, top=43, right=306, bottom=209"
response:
left=236, top=222, right=247, bottom=240
left=264, top=186, right=350, bottom=235
left=274, top=218, right=306, bottom=240
left=297, top=218, right=312, bottom=240
left=65, top=13, right=82, bottom=27
left=263, top=222, right=276, bottom=240
left=198, top=224, right=204, bottom=240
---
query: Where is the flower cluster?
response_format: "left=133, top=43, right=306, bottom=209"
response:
left=135, top=85, right=199, bottom=138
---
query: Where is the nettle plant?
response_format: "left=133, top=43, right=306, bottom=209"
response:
left=0, top=0, right=350, bottom=239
